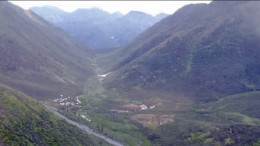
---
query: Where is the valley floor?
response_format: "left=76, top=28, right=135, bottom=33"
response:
left=40, top=56, right=260, bottom=146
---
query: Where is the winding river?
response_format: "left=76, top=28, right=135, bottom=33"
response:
left=43, top=104, right=124, bottom=146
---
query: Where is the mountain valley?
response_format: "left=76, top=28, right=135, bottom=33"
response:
left=1, top=1, right=260, bottom=146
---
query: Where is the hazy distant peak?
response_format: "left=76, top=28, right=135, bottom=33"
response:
left=126, top=10, right=153, bottom=17
left=31, top=5, right=65, bottom=13
left=72, top=7, right=107, bottom=14
left=35, top=5, right=63, bottom=10
left=156, top=12, right=168, bottom=17
left=155, top=13, right=169, bottom=19
left=30, top=6, right=67, bottom=23
left=111, top=11, right=124, bottom=17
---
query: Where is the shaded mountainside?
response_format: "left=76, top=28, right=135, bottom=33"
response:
left=0, top=2, right=95, bottom=98
left=104, top=1, right=260, bottom=102
left=30, top=6, right=168, bottom=50
left=0, top=85, right=99, bottom=146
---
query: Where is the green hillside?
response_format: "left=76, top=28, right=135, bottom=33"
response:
left=103, top=1, right=260, bottom=102
left=0, top=85, right=100, bottom=146
left=144, top=91, right=260, bottom=146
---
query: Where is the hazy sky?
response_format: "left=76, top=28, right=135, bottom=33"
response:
left=10, top=1, right=211, bottom=16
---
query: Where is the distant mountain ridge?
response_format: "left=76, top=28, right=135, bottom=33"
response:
left=30, top=6, right=168, bottom=50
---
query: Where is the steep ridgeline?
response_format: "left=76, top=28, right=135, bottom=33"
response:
left=30, top=6, right=168, bottom=50
left=104, top=1, right=260, bottom=102
left=0, top=85, right=99, bottom=146
left=0, top=2, right=95, bottom=98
